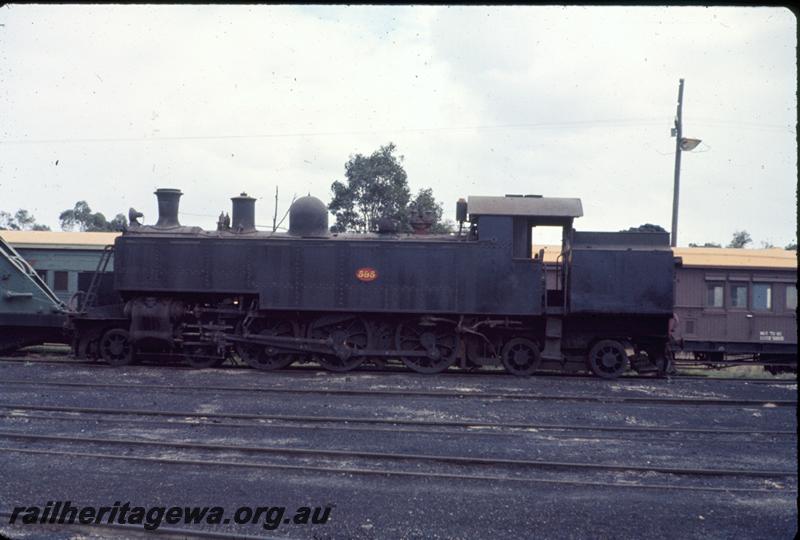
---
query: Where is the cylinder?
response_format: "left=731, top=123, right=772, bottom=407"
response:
left=154, top=188, right=182, bottom=228
left=231, top=192, right=256, bottom=232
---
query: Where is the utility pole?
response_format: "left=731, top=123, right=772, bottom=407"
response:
left=272, top=186, right=279, bottom=232
left=670, top=78, right=685, bottom=248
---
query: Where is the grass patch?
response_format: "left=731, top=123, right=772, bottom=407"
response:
left=17, top=343, right=71, bottom=355
left=678, top=365, right=796, bottom=380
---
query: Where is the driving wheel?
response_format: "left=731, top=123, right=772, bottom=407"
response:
left=395, top=319, right=457, bottom=374
left=184, top=345, right=225, bottom=369
left=99, top=328, right=135, bottom=366
left=309, top=316, right=370, bottom=372
left=588, top=339, right=629, bottom=379
left=501, top=338, right=541, bottom=376
left=238, top=319, right=299, bottom=371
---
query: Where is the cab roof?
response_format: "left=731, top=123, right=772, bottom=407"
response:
left=468, top=195, right=583, bottom=227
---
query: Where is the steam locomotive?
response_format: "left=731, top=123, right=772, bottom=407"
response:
left=69, top=188, right=676, bottom=378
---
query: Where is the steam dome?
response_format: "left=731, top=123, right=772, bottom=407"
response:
left=288, top=195, right=329, bottom=236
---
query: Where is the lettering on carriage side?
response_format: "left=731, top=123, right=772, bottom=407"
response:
left=355, top=267, right=378, bottom=282
left=759, top=330, right=784, bottom=342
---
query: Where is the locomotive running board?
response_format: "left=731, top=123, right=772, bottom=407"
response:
left=224, top=333, right=432, bottom=358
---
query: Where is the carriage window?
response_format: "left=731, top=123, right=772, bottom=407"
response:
left=35, top=269, right=48, bottom=283
left=730, top=284, right=748, bottom=308
left=685, top=319, right=696, bottom=334
left=752, top=283, right=771, bottom=311
left=706, top=283, right=724, bottom=308
left=53, top=271, right=69, bottom=292
left=785, top=285, right=796, bottom=311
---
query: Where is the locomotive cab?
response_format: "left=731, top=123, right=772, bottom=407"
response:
left=467, top=194, right=583, bottom=312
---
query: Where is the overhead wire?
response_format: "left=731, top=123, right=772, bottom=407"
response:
left=0, top=118, right=682, bottom=145
left=0, top=116, right=791, bottom=145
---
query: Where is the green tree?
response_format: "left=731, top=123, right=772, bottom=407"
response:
left=0, top=209, right=51, bottom=231
left=786, top=240, right=797, bottom=250
left=0, top=211, right=19, bottom=230
left=329, top=143, right=411, bottom=233
left=108, top=213, right=128, bottom=230
left=59, top=201, right=92, bottom=230
left=408, top=188, right=454, bottom=234
left=727, top=230, right=752, bottom=249
left=59, top=201, right=127, bottom=232
left=622, top=223, right=667, bottom=233
left=13, top=209, right=35, bottom=229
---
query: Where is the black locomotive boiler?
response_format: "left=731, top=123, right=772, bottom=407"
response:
left=70, top=188, right=676, bottom=378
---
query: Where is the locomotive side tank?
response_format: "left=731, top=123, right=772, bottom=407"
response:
left=115, top=193, right=582, bottom=316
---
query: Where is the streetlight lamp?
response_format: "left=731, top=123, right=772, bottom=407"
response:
left=680, top=138, right=702, bottom=151
left=670, top=79, right=702, bottom=247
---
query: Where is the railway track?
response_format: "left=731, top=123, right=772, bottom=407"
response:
left=0, top=377, right=795, bottom=406
left=1, top=355, right=795, bottom=384
left=3, top=363, right=795, bottom=538
left=3, top=429, right=796, bottom=481
left=2, top=411, right=794, bottom=455
left=1, top=438, right=794, bottom=495
left=0, top=403, right=793, bottom=437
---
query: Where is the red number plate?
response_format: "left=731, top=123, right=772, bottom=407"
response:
left=356, top=267, right=378, bottom=282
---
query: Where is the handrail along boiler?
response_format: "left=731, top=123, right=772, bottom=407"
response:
left=69, top=188, right=675, bottom=378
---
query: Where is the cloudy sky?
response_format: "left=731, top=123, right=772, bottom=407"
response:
left=1, top=5, right=796, bottom=246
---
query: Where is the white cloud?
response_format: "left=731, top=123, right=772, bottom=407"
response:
left=0, top=5, right=795, bottom=246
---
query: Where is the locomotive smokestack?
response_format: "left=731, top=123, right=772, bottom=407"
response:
left=231, top=192, right=256, bottom=232
left=154, top=188, right=182, bottom=228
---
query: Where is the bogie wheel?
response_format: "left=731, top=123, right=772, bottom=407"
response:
left=396, top=319, right=458, bottom=374
left=588, top=339, right=629, bottom=379
left=237, top=319, right=299, bottom=371
left=501, top=338, right=542, bottom=376
left=184, top=345, right=225, bottom=369
left=99, top=328, right=135, bottom=367
left=309, top=316, right=370, bottom=372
